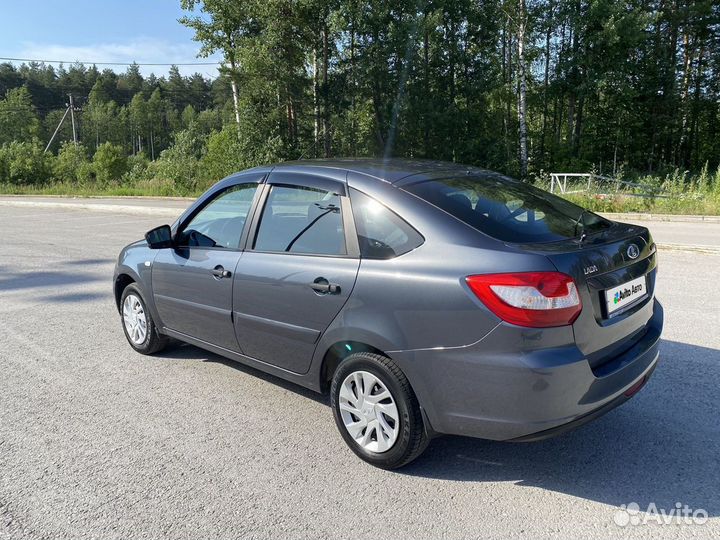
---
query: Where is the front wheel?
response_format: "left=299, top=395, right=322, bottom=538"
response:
left=331, top=352, right=428, bottom=469
left=120, top=284, right=168, bottom=355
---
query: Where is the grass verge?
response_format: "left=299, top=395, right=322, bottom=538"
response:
left=3, top=169, right=720, bottom=215
left=0, top=181, right=199, bottom=198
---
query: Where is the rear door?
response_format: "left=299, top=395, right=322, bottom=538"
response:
left=232, top=172, right=360, bottom=374
left=152, top=180, right=262, bottom=351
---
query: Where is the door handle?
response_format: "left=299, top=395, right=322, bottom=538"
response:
left=211, top=265, right=231, bottom=279
left=310, top=277, right=341, bottom=295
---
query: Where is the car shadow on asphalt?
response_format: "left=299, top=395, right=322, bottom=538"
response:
left=155, top=339, right=719, bottom=516
left=157, top=342, right=330, bottom=406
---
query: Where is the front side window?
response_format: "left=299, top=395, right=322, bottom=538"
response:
left=177, top=183, right=259, bottom=249
left=404, top=174, right=611, bottom=243
left=254, top=185, right=346, bottom=256
left=350, top=188, right=424, bottom=259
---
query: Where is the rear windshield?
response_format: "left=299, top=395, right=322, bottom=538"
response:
left=403, top=174, right=611, bottom=243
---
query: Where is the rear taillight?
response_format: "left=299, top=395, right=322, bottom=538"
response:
left=465, top=272, right=582, bottom=328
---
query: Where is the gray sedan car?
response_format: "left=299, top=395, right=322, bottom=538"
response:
left=114, top=159, right=662, bottom=469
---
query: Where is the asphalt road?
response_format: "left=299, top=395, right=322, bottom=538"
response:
left=631, top=220, right=720, bottom=249
left=1, top=205, right=719, bottom=539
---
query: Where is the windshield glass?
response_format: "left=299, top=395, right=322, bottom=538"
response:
left=403, top=174, right=611, bottom=243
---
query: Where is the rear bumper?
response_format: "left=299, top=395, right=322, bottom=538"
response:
left=392, top=298, right=663, bottom=441
left=509, top=360, right=657, bottom=442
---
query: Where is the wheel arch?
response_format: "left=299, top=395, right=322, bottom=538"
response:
left=114, top=272, right=137, bottom=312
left=316, top=333, right=437, bottom=438
left=319, top=340, right=389, bottom=393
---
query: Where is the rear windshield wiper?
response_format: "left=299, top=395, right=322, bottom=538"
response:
left=573, top=210, right=587, bottom=242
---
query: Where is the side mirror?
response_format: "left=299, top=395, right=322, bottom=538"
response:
left=145, top=225, right=173, bottom=249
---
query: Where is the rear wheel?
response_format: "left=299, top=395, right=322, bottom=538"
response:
left=331, top=352, right=428, bottom=469
left=120, top=284, right=168, bottom=355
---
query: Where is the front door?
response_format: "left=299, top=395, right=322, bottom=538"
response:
left=152, top=182, right=261, bottom=351
left=232, top=174, right=360, bottom=374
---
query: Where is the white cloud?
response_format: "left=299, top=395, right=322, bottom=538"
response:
left=15, top=38, right=223, bottom=78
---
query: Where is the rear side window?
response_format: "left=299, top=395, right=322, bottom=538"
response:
left=254, top=185, right=346, bottom=256
left=403, top=175, right=610, bottom=243
left=350, top=188, right=424, bottom=259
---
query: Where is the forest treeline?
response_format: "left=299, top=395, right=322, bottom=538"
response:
left=0, top=0, right=718, bottom=194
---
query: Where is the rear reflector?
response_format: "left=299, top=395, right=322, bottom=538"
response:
left=466, top=272, right=582, bottom=328
left=624, top=376, right=647, bottom=397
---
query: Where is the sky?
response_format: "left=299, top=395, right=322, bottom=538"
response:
left=0, top=0, right=223, bottom=78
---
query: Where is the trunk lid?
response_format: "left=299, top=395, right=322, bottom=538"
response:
left=516, top=221, right=658, bottom=369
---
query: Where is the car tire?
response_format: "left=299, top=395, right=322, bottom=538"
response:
left=331, top=352, right=428, bottom=469
left=120, top=284, right=168, bottom=355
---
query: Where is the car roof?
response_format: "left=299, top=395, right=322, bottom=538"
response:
left=270, top=158, right=507, bottom=185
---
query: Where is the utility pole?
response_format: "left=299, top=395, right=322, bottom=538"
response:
left=44, top=105, right=71, bottom=153
left=69, top=94, right=78, bottom=147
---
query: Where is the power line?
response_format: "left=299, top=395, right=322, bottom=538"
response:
left=0, top=56, right=222, bottom=67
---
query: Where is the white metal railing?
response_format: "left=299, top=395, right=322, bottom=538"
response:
left=549, top=173, right=668, bottom=198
